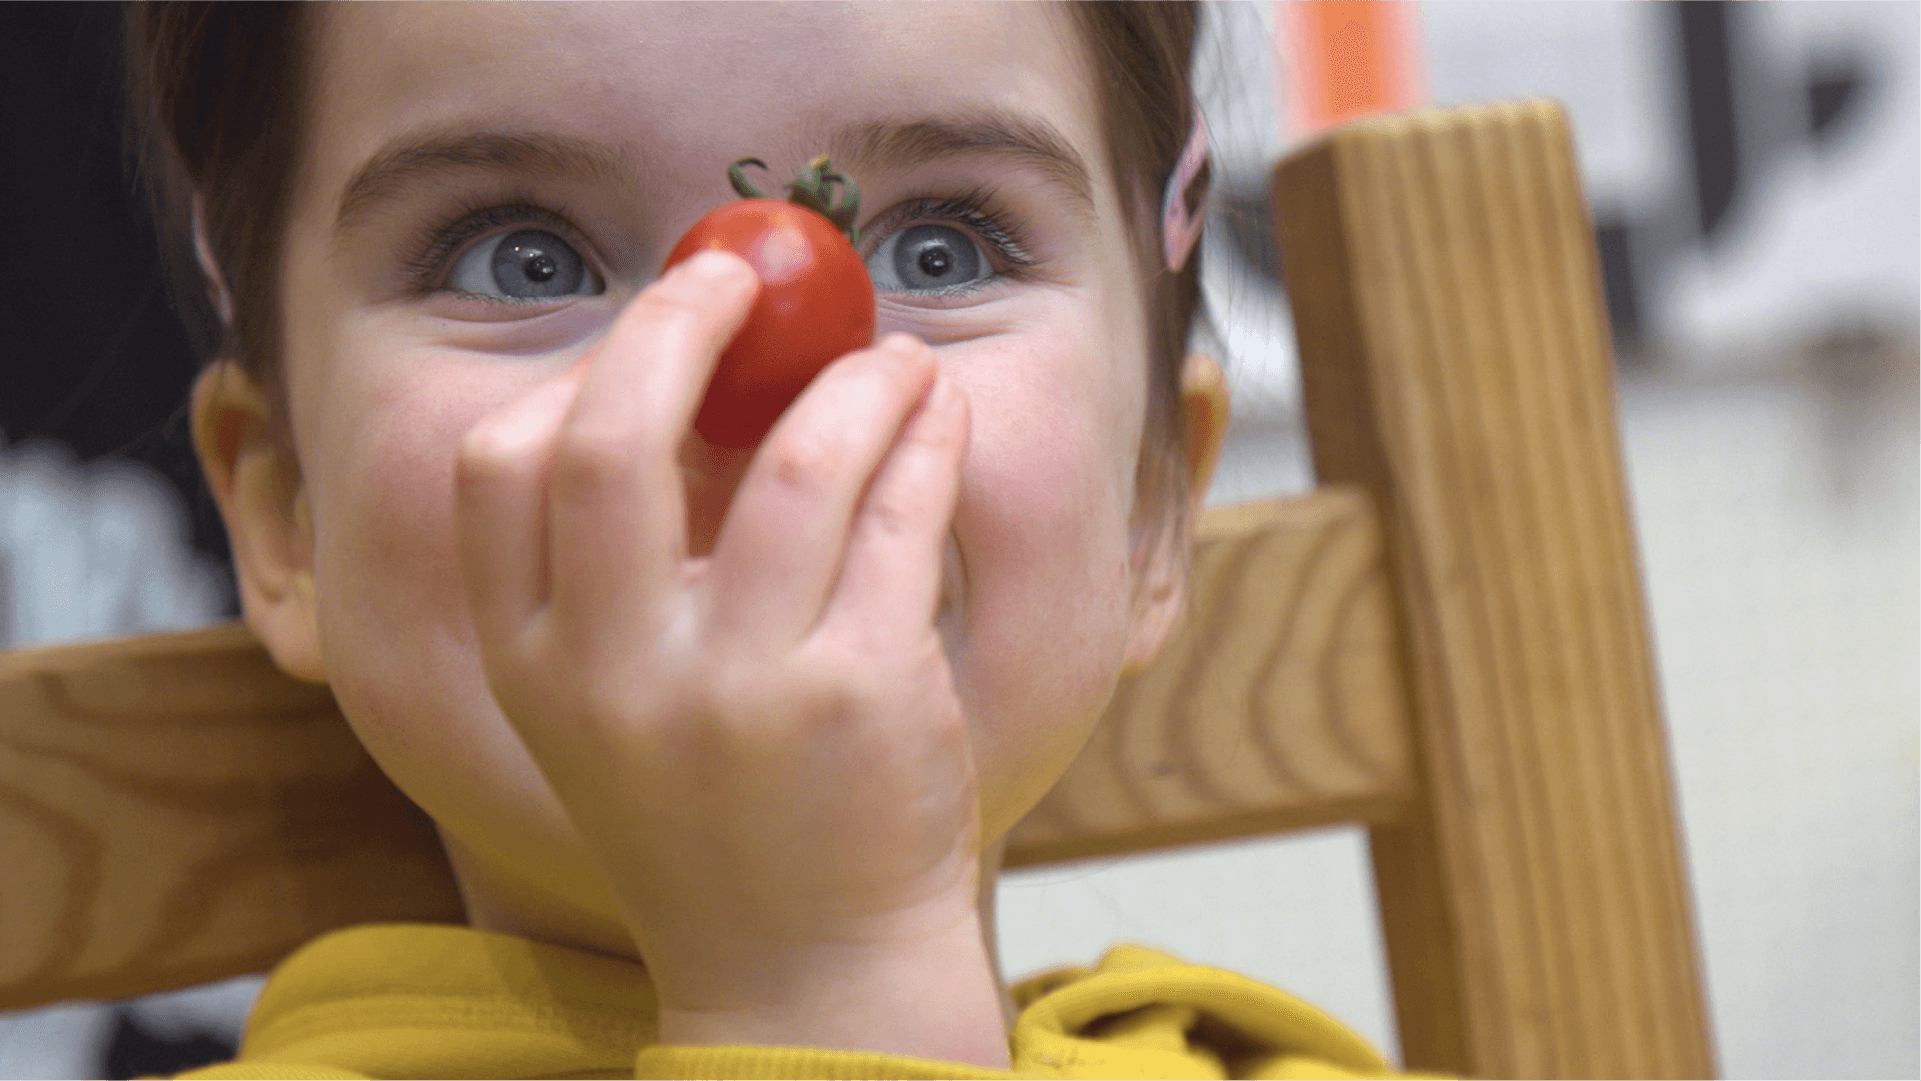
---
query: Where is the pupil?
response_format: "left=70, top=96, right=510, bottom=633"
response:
left=917, top=246, right=953, bottom=278
left=490, top=230, right=587, bottom=298
left=887, top=224, right=980, bottom=292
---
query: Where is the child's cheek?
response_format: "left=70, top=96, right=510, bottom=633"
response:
left=276, top=226, right=613, bottom=906
left=947, top=345, right=1139, bottom=840
left=304, top=344, right=575, bottom=835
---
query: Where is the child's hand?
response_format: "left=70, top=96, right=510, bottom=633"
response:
left=452, top=251, right=1006, bottom=1063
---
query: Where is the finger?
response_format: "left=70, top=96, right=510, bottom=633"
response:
left=547, top=251, right=759, bottom=650
left=454, top=367, right=587, bottom=652
left=818, top=363, right=969, bottom=647
left=704, top=333, right=937, bottom=645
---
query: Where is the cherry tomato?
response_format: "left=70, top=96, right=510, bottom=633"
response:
left=663, top=158, right=876, bottom=449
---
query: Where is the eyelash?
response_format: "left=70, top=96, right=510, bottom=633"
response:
left=867, top=186, right=1039, bottom=290
left=400, top=199, right=587, bottom=297
left=403, top=187, right=1036, bottom=299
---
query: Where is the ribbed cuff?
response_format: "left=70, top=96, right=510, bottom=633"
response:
left=636, top=1043, right=1026, bottom=1079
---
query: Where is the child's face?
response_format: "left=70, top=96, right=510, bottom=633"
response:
left=249, top=2, right=1212, bottom=943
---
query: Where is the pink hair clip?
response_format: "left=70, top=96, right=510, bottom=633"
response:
left=1160, top=113, right=1209, bottom=273
left=191, top=192, right=235, bottom=329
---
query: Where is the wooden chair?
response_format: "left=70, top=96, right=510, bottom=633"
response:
left=0, top=101, right=1715, bottom=1079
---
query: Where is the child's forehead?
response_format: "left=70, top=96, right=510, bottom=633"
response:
left=307, top=2, right=1096, bottom=154
left=303, top=2, right=1110, bottom=235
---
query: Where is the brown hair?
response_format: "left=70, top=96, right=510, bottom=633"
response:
left=1060, top=1, right=1209, bottom=546
left=125, top=2, right=313, bottom=402
left=125, top=0, right=1207, bottom=531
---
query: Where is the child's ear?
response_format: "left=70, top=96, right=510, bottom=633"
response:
left=1123, top=351, right=1230, bottom=675
left=191, top=362, right=326, bottom=684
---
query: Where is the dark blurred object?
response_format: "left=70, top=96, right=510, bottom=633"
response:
left=1807, top=59, right=1870, bottom=150
left=1680, top=2, right=1741, bottom=240
left=1217, top=189, right=1285, bottom=286
left=1593, top=215, right=1643, bottom=353
left=1604, top=1, right=1877, bottom=367
left=102, top=1007, right=236, bottom=1080
left=1216, top=1, right=1896, bottom=368
left=0, top=1, right=230, bottom=574
left=1675, top=0, right=1876, bottom=246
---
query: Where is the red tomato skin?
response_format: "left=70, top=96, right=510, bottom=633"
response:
left=663, top=200, right=877, bottom=448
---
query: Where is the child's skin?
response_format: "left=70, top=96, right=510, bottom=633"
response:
left=192, top=2, right=1229, bottom=1070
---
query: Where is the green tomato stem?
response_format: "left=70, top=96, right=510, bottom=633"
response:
left=727, top=155, right=861, bottom=247
left=728, top=158, right=772, bottom=200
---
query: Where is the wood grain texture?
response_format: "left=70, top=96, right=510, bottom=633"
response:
left=0, top=623, right=463, bottom=1009
left=1005, top=486, right=1414, bottom=867
left=0, top=489, right=1413, bottom=1008
left=1273, top=100, right=1716, bottom=1078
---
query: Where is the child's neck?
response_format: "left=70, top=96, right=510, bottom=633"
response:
left=436, top=827, right=1021, bottom=1034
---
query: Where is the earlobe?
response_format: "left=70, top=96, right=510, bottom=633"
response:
left=191, top=362, right=326, bottom=683
left=1123, top=352, right=1232, bottom=675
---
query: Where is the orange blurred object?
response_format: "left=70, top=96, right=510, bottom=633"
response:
left=1276, top=1, right=1424, bottom=137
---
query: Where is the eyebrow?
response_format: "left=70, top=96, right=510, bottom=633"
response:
left=333, top=109, right=1097, bottom=236
left=334, top=130, right=643, bottom=235
left=824, top=109, right=1097, bottom=225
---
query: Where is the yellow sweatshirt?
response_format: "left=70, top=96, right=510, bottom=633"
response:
left=170, top=923, right=1408, bottom=1080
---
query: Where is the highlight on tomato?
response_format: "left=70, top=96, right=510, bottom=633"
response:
left=663, top=155, right=877, bottom=448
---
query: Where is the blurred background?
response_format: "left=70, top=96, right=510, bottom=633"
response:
left=1, top=2, right=1914, bottom=1078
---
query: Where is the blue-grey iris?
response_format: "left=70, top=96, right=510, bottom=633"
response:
left=892, top=224, right=981, bottom=291
left=491, top=230, right=587, bottom=298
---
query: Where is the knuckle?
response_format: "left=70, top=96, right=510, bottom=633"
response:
left=576, top=678, right=645, bottom=733
left=864, top=343, right=928, bottom=394
left=550, top=429, right=636, bottom=491
left=454, top=434, right=515, bottom=486
left=639, top=274, right=712, bottom=315
left=763, top=429, right=843, bottom=494
left=702, top=655, right=780, bottom=710
left=860, top=487, right=920, bottom=540
left=790, top=682, right=863, bottom=740
left=482, top=632, right=561, bottom=713
left=642, top=261, right=753, bottom=323
left=625, top=289, right=720, bottom=350
left=876, top=332, right=933, bottom=367
left=799, top=646, right=884, bottom=711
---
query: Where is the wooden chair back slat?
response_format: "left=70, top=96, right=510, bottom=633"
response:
left=1273, top=99, right=1716, bottom=1078
left=0, top=624, right=462, bottom=1010
left=1006, top=486, right=1413, bottom=866
left=0, top=490, right=1394, bottom=1009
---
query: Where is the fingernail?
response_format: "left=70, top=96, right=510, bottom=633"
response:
left=877, top=332, right=922, bottom=358
left=931, top=369, right=962, bottom=413
left=681, top=249, right=743, bottom=282
left=923, top=368, right=950, bottom=410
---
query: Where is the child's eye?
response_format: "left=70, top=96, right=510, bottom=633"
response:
left=866, top=224, right=990, bottom=294
left=446, top=229, right=604, bottom=302
left=861, top=192, right=1036, bottom=298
